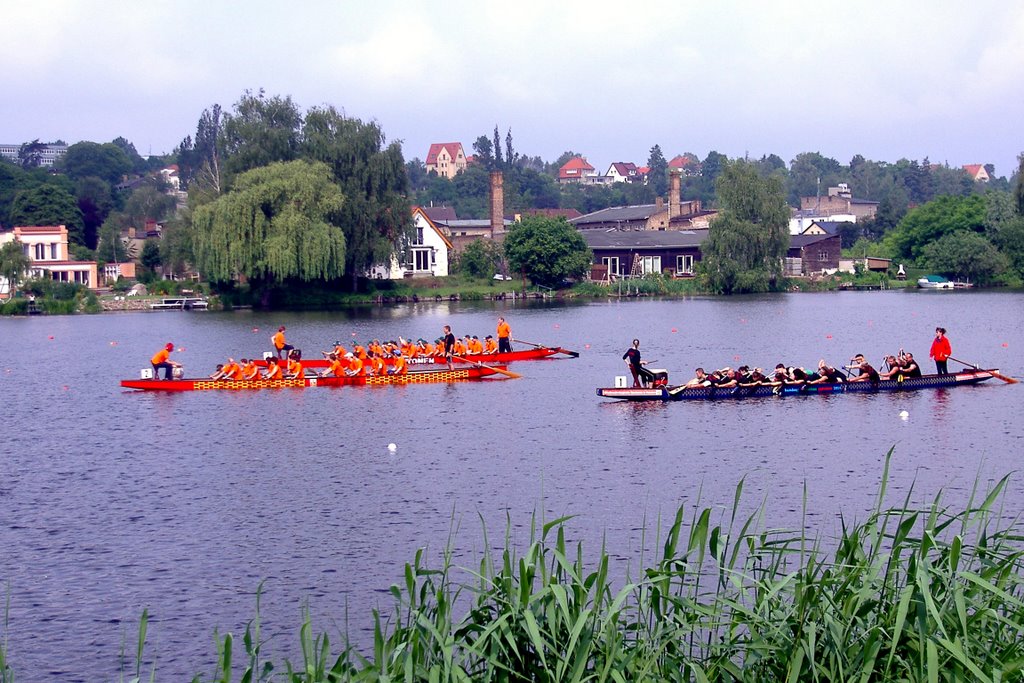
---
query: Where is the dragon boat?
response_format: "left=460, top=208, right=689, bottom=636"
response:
left=257, top=345, right=577, bottom=370
left=597, top=367, right=1001, bottom=402
left=122, top=365, right=506, bottom=392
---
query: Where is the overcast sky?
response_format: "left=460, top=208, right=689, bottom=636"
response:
left=3, top=1, right=1022, bottom=177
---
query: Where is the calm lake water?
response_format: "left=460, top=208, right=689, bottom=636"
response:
left=2, top=291, right=1023, bottom=680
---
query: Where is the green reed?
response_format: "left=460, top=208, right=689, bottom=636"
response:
left=9, top=447, right=1024, bottom=681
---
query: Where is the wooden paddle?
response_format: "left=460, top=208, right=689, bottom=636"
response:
left=949, top=355, right=1019, bottom=384
left=511, top=338, right=580, bottom=358
left=454, top=356, right=522, bottom=379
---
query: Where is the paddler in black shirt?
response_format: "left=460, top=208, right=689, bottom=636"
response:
left=622, top=338, right=655, bottom=387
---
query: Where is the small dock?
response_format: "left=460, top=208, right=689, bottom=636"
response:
left=151, top=297, right=209, bottom=310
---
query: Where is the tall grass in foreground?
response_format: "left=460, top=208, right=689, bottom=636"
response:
left=10, top=448, right=1024, bottom=681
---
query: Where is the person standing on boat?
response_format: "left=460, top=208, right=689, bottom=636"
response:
left=622, top=339, right=655, bottom=387
left=442, top=325, right=457, bottom=370
left=497, top=317, right=513, bottom=353
left=272, top=326, right=294, bottom=360
left=150, top=342, right=180, bottom=380
left=930, top=327, right=951, bottom=374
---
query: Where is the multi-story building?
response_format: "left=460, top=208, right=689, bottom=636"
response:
left=0, top=142, right=68, bottom=167
left=0, top=225, right=98, bottom=297
left=425, top=142, right=467, bottom=179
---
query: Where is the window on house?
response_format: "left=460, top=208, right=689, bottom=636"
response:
left=818, top=250, right=829, bottom=261
left=34, top=243, right=45, bottom=260
left=601, top=256, right=619, bottom=276
left=413, top=249, right=431, bottom=272
left=641, top=256, right=661, bottom=274
left=413, top=227, right=424, bottom=245
left=676, top=254, right=694, bottom=274
left=50, top=243, right=58, bottom=260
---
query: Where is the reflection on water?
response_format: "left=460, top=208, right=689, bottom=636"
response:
left=1, top=291, right=1023, bottom=681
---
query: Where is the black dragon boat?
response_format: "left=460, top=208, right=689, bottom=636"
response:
left=596, top=368, right=1001, bottom=402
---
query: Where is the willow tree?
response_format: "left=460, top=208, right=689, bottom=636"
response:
left=301, top=106, right=410, bottom=289
left=191, top=160, right=346, bottom=299
left=700, top=159, right=790, bottom=294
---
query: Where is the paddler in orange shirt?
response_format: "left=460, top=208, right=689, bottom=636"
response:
left=470, top=336, right=484, bottom=354
left=497, top=317, right=512, bottom=353
left=263, top=358, right=283, bottom=380
left=319, top=353, right=347, bottom=378
left=345, top=353, right=365, bottom=376
left=483, top=335, right=498, bottom=354
left=453, top=337, right=467, bottom=356
left=150, top=342, right=180, bottom=380
left=368, top=351, right=386, bottom=376
left=323, top=340, right=347, bottom=359
left=284, top=351, right=303, bottom=379
left=241, top=358, right=260, bottom=381
left=216, top=358, right=243, bottom=381
left=388, top=350, right=408, bottom=375
left=271, top=326, right=294, bottom=359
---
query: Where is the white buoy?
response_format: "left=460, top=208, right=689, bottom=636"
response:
left=387, top=443, right=397, bottom=452
left=899, top=410, right=909, bottom=420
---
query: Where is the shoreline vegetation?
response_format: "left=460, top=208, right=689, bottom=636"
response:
left=5, top=449, right=1024, bottom=681
left=2, top=270, right=1010, bottom=316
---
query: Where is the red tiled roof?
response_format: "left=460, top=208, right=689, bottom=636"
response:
left=962, top=164, right=984, bottom=178
left=426, top=143, right=464, bottom=166
left=14, top=225, right=66, bottom=233
left=668, top=155, right=698, bottom=169
left=559, top=157, right=594, bottom=179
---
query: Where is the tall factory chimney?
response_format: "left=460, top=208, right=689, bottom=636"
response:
left=490, top=171, right=504, bottom=238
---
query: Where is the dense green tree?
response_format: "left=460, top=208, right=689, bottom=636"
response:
left=883, top=194, right=986, bottom=260
left=449, top=165, right=490, bottom=218
left=123, top=184, right=177, bottom=228
left=505, top=128, right=516, bottom=168
left=159, top=215, right=194, bottom=278
left=700, top=160, right=790, bottom=294
left=457, top=238, right=504, bottom=278
left=492, top=125, right=503, bottom=168
left=787, top=152, right=844, bottom=206
left=503, top=216, right=591, bottom=288
left=0, top=241, right=32, bottom=297
left=60, top=142, right=132, bottom=185
left=8, top=184, right=85, bottom=244
left=220, top=90, right=302, bottom=183
left=921, top=231, right=1008, bottom=284
left=111, top=136, right=149, bottom=176
left=75, top=176, right=114, bottom=249
left=191, top=160, right=346, bottom=297
left=96, top=213, right=134, bottom=263
left=405, top=158, right=428, bottom=192
left=472, top=135, right=494, bottom=170
left=17, top=140, right=46, bottom=169
left=647, top=144, right=668, bottom=197
left=300, top=105, right=410, bottom=289
left=1015, top=153, right=1024, bottom=215
left=176, top=103, right=223, bottom=194
left=140, top=239, right=162, bottom=273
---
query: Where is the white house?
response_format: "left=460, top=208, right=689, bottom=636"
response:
left=370, top=207, right=453, bottom=279
left=0, top=225, right=99, bottom=298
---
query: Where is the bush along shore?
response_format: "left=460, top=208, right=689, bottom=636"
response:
left=4, top=448, right=1019, bottom=682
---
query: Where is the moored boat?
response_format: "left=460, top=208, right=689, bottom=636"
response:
left=256, top=345, right=577, bottom=369
left=917, top=275, right=955, bottom=289
left=597, top=368, right=1000, bottom=402
left=122, top=365, right=506, bottom=391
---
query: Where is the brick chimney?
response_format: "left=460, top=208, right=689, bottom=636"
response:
left=490, top=171, right=504, bottom=238
left=669, top=170, right=681, bottom=219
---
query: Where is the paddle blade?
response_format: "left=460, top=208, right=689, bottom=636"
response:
left=992, top=371, right=1019, bottom=384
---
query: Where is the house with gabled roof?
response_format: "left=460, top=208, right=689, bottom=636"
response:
left=604, top=162, right=640, bottom=183
left=369, top=207, right=453, bottom=279
left=962, top=164, right=990, bottom=182
left=668, top=155, right=701, bottom=176
left=558, top=157, right=597, bottom=184
left=581, top=229, right=707, bottom=280
left=425, top=142, right=467, bottom=179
